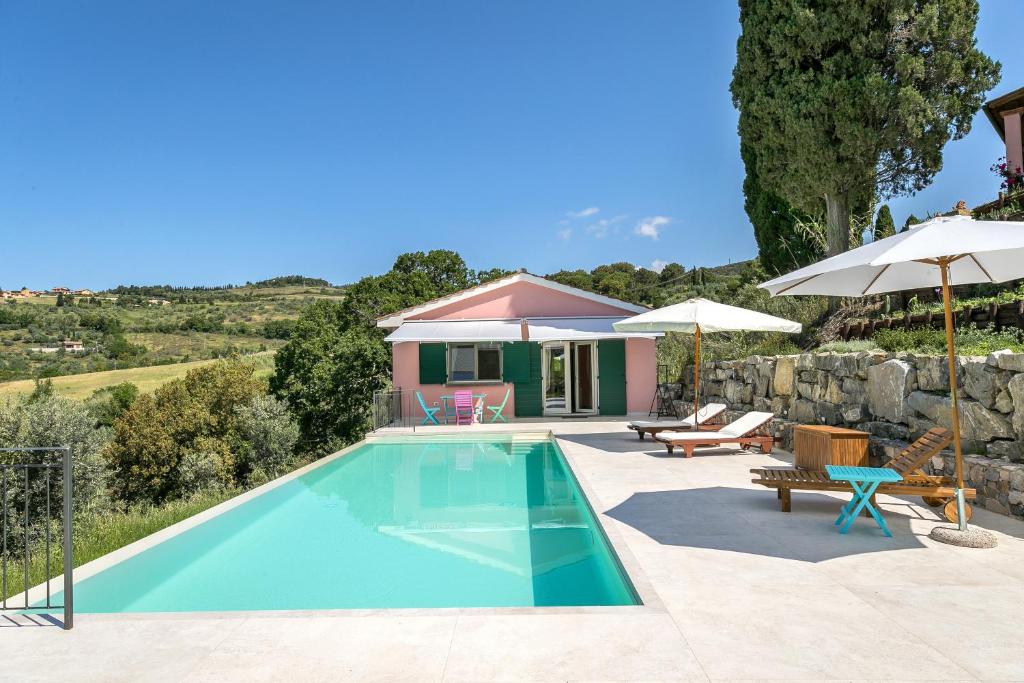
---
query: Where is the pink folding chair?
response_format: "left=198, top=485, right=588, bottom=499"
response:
left=453, top=390, right=474, bottom=426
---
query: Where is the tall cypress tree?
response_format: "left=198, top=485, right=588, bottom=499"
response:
left=874, top=204, right=896, bottom=241
left=741, top=142, right=821, bottom=274
left=731, top=0, right=1000, bottom=257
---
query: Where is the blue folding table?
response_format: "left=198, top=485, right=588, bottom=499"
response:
left=825, top=465, right=903, bottom=537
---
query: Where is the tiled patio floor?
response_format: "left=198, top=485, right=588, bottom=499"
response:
left=4, top=419, right=1022, bottom=681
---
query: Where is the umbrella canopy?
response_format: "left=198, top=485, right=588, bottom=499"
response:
left=759, top=212, right=1024, bottom=531
left=614, top=298, right=802, bottom=426
left=612, top=297, right=803, bottom=334
left=760, top=215, right=1024, bottom=297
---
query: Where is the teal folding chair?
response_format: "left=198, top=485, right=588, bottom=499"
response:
left=415, top=391, right=440, bottom=425
left=487, top=388, right=512, bottom=423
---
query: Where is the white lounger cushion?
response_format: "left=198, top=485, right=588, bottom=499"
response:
left=655, top=411, right=774, bottom=442
left=629, top=403, right=726, bottom=430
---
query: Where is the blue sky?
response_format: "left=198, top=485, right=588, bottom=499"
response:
left=2, top=1, right=1022, bottom=290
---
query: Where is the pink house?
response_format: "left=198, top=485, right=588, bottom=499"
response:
left=985, top=86, right=1024, bottom=179
left=377, top=272, right=659, bottom=420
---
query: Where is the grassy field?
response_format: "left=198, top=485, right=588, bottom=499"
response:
left=126, top=331, right=285, bottom=362
left=0, top=352, right=276, bottom=401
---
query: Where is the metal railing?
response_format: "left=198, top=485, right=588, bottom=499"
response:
left=371, top=389, right=418, bottom=431
left=0, top=446, right=73, bottom=629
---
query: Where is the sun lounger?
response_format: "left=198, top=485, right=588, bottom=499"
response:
left=750, top=427, right=976, bottom=522
left=627, top=403, right=727, bottom=440
left=655, top=411, right=775, bottom=457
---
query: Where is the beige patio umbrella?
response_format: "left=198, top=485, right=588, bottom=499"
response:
left=760, top=211, right=1024, bottom=538
left=612, top=298, right=802, bottom=422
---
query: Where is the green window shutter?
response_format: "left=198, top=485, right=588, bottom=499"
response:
left=418, top=343, right=447, bottom=384
left=503, top=342, right=542, bottom=417
left=502, top=342, right=530, bottom=383
left=598, top=339, right=627, bottom=415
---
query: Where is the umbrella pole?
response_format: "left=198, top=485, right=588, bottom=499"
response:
left=693, top=324, right=701, bottom=424
left=939, top=260, right=968, bottom=531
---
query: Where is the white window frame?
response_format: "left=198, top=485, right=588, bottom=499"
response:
left=446, top=342, right=503, bottom=384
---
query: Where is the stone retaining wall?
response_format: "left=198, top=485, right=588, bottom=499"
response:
left=667, top=350, right=1024, bottom=520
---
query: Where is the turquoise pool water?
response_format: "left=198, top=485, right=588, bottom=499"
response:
left=60, top=437, right=638, bottom=612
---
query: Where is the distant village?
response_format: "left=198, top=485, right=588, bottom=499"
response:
left=0, top=286, right=95, bottom=299
left=1, top=287, right=173, bottom=355
left=0, top=286, right=171, bottom=306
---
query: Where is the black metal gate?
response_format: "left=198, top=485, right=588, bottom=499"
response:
left=0, top=446, right=73, bottom=629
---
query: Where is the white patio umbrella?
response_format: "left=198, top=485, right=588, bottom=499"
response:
left=613, top=298, right=802, bottom=423
left=760, top=212, right=1024, bottom=534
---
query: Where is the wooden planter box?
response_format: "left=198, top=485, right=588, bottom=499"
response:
left=793, top=425, right=869, bottom=471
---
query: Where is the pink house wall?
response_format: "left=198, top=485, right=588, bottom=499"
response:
left=408, top=280, right=636, bottom=320
left=392, top=341, right=514, bottom=418
left=625, top=338, right=656, bottom=414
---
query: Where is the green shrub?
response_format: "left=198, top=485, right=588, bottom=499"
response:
left=873, top=328, right=947, bottom=353
left=872, top=325, right=1024, bottom=355
left=85, top=382, right=139, bottom=428
left=233, top=394, right=300, bottom=481
left=0, top=394, right=109, bottom=521
left=105, top=359, right=266, bottom=504
left=955, top=326, right=1024, bottom=355
left=816, top=339, right=880, bottom=353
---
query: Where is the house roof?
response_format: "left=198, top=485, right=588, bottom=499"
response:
left=984, top=86, right=1024, bottom=141
left=375, top=272, right=648, bottom=328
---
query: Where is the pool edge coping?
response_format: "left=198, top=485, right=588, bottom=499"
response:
left=550, top=434, right=667, bottom=614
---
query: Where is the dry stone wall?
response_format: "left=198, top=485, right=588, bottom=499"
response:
left=667, top=350, right=1024, bottom=520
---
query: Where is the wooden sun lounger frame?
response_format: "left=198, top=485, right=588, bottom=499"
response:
left=656, top=416, right=775, bottom=458
left=627, top=404, right=728, bottom=440
left=627, top=421, right=724, bottom=440
left=750, top=427, right=976, bottom=519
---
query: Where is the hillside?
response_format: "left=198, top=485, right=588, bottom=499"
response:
left=0, top=277, right=345, bottom=384
left=1, top=260, right=793, bottom=394
left=0, top=351, right=276, bottom=401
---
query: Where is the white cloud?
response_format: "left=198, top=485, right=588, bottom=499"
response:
left=634, top=216, right=670, bottom=240
left=585, top=214, right=628, bottom=239
left=557, top=227, right=572, bottom=241
left=650, top=259, right=669, bottom=273
left=567, top=206, right=599, bottom=219
left=586, top=220, right=610, bottom=239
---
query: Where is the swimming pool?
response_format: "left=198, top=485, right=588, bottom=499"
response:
left=58, top=436, right=638, bottom=612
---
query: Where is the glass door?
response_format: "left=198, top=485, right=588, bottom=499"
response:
left=542, top=342, right=571, bottom=414
left=574, top=342, right=597, bottom=413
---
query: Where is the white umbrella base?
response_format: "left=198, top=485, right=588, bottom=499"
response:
left=929, top=525, right=997, bottom=548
